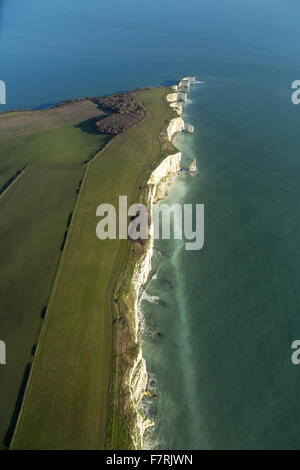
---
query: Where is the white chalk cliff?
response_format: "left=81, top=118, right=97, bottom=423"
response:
left=179, top=78, right=190, bottom=88
left=128, top=105, right=182, bottom=448
left=166, top=117, right=184, bottom=141
left=166, top=92, right=178, bottom=103
left=166, top=91, right=187, bottom=103
left=127, top=78, right=197, bottom=447
left=148, top=152, right=182, bottom=202
left=169, top=101, right=182, bottom=115
left=148, top=153, right=182, bottom=187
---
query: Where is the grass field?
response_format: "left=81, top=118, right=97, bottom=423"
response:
left=0, top=105, right=111, bottom=448
left=0, top=164, right=85, bottom=449
left=0, top=122, right=111, bottom=166
left=0, top=111, right=32, bottom=119
left=0, top=100, right=104, bottom=139
left=0, top=166, right=23, bottom=195
left=12, top=87, right=173, bottom=449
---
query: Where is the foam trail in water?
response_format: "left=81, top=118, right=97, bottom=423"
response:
left=141, top=292, right=161, bottom=304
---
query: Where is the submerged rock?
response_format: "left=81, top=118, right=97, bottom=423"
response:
left=152, top=330, right=163, bottom=337
left=157, top=299, right=167, bottom=307
left=149, top=379, right=156, bottom=388
left=160, top=277, right=173, bottom=288
left=144, top=389, right=158, bottom=399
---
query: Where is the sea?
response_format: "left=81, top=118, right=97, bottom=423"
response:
left=1, top=0, right=300, bottom=450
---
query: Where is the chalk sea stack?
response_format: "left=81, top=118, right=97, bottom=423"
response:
left=189, top=159, right=197, bottom=173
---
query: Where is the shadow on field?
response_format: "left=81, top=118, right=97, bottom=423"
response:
left=67, top=211, right=73, bottom=227
left=74, top=118, right=100, bottom=135
left=0, top=169, right=24, bottom=196
left=60, top=229, right=69, bottom=252
left=4, top=363, right=32, bottom=448
left=40, top=306, right=47, bottom=319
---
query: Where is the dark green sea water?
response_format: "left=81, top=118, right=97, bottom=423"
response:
left=2, top=0, right=300, bottom=450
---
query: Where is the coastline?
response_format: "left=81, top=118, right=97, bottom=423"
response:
left=128, top=147, right=182, bottom=448
left=6, top=84, right=190, bottom=450
left=10, top=87, right=176, bottom=450
left=123, top=79, right=194, bottom=448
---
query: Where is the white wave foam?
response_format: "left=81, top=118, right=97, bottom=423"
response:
left=141, top=291, right=161, bottom=304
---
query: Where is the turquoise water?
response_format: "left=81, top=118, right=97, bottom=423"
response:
left=2, top=0, right=300, bottom=450
left=142, top=80, right=300, bottom=449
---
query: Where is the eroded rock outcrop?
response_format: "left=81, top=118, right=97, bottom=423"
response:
left=148, top=152, right=182, bottom=202
left=189, top=158, right=197, bottom=173
left=128, top=125, right=182, bottom=448
left=128, top=348, right=154, bottom=447
left=169, top=101, right=182, bottom=115
left=166, top=91, right=187, bottom=103
left=187, top=124, right=194, bottom=134
left=179, top=78, right=190, bottom=88
left=166, top=117, right=184, bottom=141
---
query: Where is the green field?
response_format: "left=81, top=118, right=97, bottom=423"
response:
left=0, top=100, right=105, bottom=140
left=0, top=164, right=85, bottom=448
left=12, top=87, right=174, bottom=449
left=0, top=166, right=23, bottom=195
left=0, top=111, right=32, bottom=119
left=0, top=122, right=110, bottom=166
left=0, top=110, right=111, bottom=449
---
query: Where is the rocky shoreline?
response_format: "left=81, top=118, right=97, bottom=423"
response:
left=128, top=77, right=195, bottom=448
